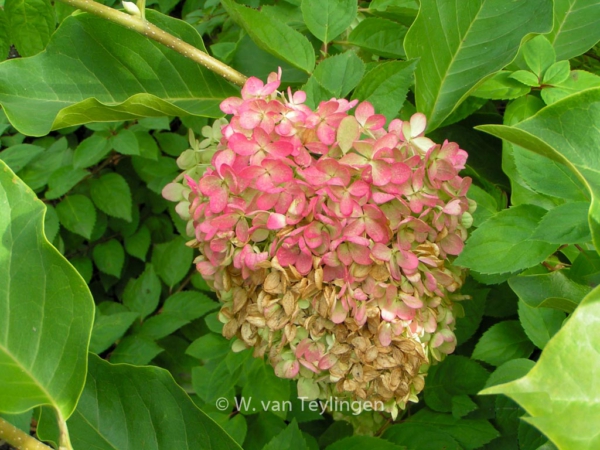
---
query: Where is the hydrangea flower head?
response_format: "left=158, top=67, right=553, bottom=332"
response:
left=164, top=70, right=474, bottom=416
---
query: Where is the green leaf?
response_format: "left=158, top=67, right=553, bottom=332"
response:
left=192, top=360, right=237, bottom=403
left=454, top=283, right=488, bottom=344
left=60, top=354, right=242, bottom=449
left=424, top=355, right=489, bottom=413
left=111, top=128, right=140, bottom=156
left=312, top=52, right=365, bottom=99
left=110, top=335, right=164, bottom=365
left=511, top=144, right=589, bottom=203
left=521, top=36, right=555, bottom=78
left=481, top=285, right=600, bottom=450
left=45, top=166, right=89, bottom=200
left=518, top=300, right=565, bottom=350
left=18, top=138, right=72, bottom=191
left=264, top=419, right=309, bottom=450
left=519, top=422, right=549, bottom=450
left=5, top=0, right=55, bottom=57
left=542, top=61, right=571, bottom=86
left=472, top=71, right=531, bottom=100
left=92, top=239, right=125, bottom=278
left=56, top=194, right=96, bottom=239
left=510, top=70, right=540, bottom=87
left=456, top=205, right=558, bottom=274
left=242, top=358, right=291, bottom=419
left=72, top=133, right=112, bottom=170
left=89, top=310, right=139, bottom=354
left=571, top=249, right=600, bottom=286
left=231, top=35, right=309, bottom=85
left=0, top=161, right=94, bottom=419
left=124, top=224, right=151, bottom=260
left=383, top=423, right=460, bottom=450
left=541, top=70, right=600, bottom=105
left=352, top=60, right=417, bottom=122
left=122, top=263, right=162, bottom=320
left=0, top=11, right=237, bottom=136
left=369, top=0, right=419, bottom=27
left=155, top=132, right=188, bottom=157
left=301, top=0, right=357, bottom=44
left=472, top=321, right=534, bottom=366
left=547, top=0, right=600, bottom=60
left=404, top=0, right=553, bottom=130
left=478, top=88, right=600, bottom=254
left=222, top=0, right=315, bottom=73
left=451, top=394, right=478, bottom=418
left=44, top=204, right=59, bottom=243
left=405, top=409, right=500, bottom=449
left=467, top=185, right=499, bottom=227
left=508, top=270, right=591, bottom=312
left=187, top=333, right=231, bottom=361
left=138, top=291, right=218, bottom=340
left=243, top=413, right=288, bottom=450
left=90, top=172, right=132, bottom=222
left=327, top=436, right=406, bottom=450
left=0, top=144, right=44, bottom=172
left=484, top=358, right=536, bottom=388
left=531, top=201, right=592, bottom=244
left=347, top=18, right=408, bottom=58
left=152, top=236, right=194, bottom=287
left=0, top=10, right=10, bottom=62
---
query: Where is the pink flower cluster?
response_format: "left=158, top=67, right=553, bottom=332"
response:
left=165, top=70, right=473, bottom=407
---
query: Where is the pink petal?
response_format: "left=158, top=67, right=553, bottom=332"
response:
left=365, top=114, right=386, bottom=130
left=229, top=133, right=258, bottom=156
left=443, top=199, right=463, bottom=215
left=371, top=243, right=392, bottom=261
left=372, top=160, right=392, bottom=187
left=331, top=301, right=348, bottom=323
left=318, top=354, right=337, bottom=371
left=264, top=160, right=293, bottom=184
left=267, top=213, right=287, bottom=230
left=355, top=101, right=375, bottom=125
left=391, top=162, right=411, bottom=184
left=277, top=245, right=299, bottom=266
left=410, top=113, right=427, bottom=136
left=337, top=244, right=353, bottom=266
left=317, top=123, right=336, bottom=145
left=349, top=243, right=372, bottom=265
left=396, top=248, right=419, bottom=271
left=220, top=97, right=243, bottom=114
left=441, top=233, right=464, bottom=255
left=267, top=140, right=294, bottom=157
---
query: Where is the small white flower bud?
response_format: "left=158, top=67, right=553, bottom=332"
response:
left=122, top=1, right=141, bottom=16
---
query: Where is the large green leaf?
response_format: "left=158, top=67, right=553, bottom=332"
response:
left=222, top=0, right=315, bottom=74
left=478, top=88, right=600, bottom=255
left=547, top=0, right=600, bottom=61
left=0, top=10, right=237, bottom=136
left=50, top=354, right=242, bottom=449
left=0, top=161, right=94, bottom=419
left=481, top=285, right=600, bottom=450
left=404, top=0, right=553, bottom=130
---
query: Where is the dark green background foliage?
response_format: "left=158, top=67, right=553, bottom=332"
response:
left=0, top=0, right=600, bottom=449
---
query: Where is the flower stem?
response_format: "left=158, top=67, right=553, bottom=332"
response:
left=0, top=417, right=52, bottom=450
left=57, top=0, right=247, bottom=86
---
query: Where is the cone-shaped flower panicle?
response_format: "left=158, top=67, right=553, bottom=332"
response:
left=164, top=70, right=474, bottom=413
